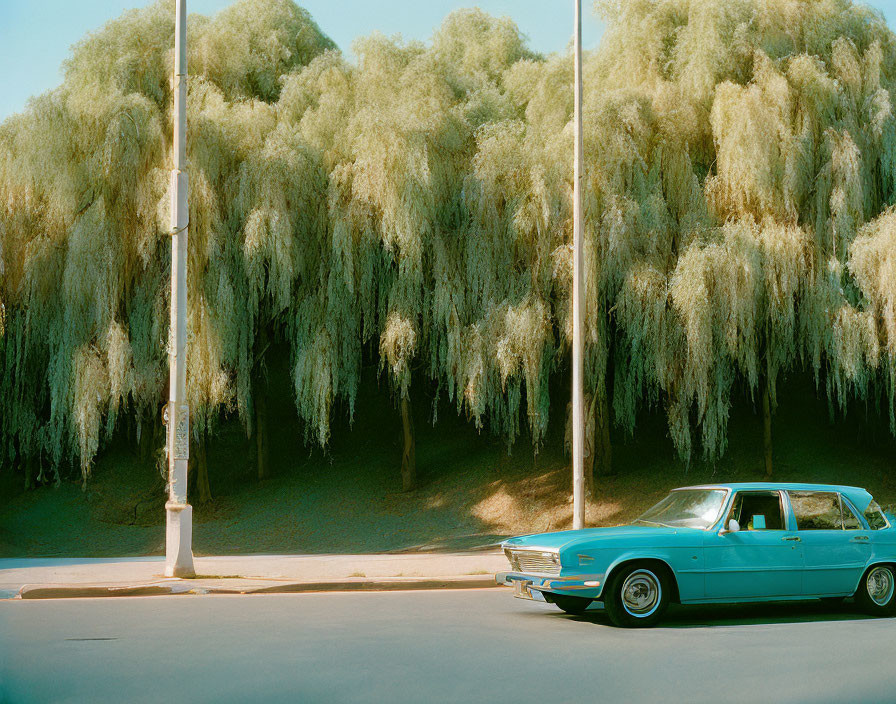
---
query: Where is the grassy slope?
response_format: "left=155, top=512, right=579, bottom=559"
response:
left=1, top=361, right=894, bottom=557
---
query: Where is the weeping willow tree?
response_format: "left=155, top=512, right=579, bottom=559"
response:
left=574, top=0, right=896, bottom=473
left=0, top=0, right=334, bottom=492
left=2, top=0, right=896, bottom=496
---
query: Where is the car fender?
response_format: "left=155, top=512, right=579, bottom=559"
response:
left=851, top=557, right=896, bottom=596
left=601, top=551, right=682, bottom=601
left=862, top=529, right=896, bottom=579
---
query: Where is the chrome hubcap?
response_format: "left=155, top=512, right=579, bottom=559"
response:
left=867, top=566, right=895, bottom=606
left=621, top=569, right=661, bottom=617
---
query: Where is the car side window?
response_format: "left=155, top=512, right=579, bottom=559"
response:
left=840, top=498, right=862, bottom=530
left=789, top=491, right=844, bottom=530
left=727, top=491, right=784, bottom=530
left=864, top=501, right=889, bottom=530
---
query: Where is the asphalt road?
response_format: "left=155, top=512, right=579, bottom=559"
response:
left=1, top=590, right=894, bottom=704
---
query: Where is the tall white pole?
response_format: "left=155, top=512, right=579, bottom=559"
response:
left=571, top=0, right=586, bottom=531
left=165, top=0, right=195, bottom=578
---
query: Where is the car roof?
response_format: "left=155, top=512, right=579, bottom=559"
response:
left=675, top=482, right=875, bottom=510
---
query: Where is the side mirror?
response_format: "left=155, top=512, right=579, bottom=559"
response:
left=721, top=519, right=740, bottom=535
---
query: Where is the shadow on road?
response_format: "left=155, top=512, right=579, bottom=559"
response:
left=549, top=599, right=878, bottom=628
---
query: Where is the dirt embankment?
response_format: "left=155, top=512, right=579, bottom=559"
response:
left=2, top=373, right=895, bottom=558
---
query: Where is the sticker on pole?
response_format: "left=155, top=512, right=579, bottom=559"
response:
left=173, top=403, right=189, bottom=459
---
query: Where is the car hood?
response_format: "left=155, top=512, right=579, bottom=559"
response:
left=502, top=525, right=694, bottom=552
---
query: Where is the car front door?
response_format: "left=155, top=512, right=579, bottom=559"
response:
left=703, top=490, right=803, bottom=599
left=787, top=491, right=872, bottom=596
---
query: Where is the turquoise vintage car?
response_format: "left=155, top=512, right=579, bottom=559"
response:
left=496, top=482, right=896, bottom=627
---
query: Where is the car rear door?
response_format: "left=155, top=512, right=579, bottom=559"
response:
left=703, top=490, right=803, bottom=599
left=787, top=490, right=872, bottom=596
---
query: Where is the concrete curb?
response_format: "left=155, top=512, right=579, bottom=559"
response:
left=241, top=576, right=499, bottom=595
left=18, top=584, right=178, bottom=599
left=17, top=575, right=501, bottom=600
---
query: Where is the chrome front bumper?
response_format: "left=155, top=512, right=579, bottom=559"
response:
left=495, top=571, right=604, bottom=600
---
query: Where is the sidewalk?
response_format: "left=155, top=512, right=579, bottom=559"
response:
left=0, top=553, right=507, bottom=600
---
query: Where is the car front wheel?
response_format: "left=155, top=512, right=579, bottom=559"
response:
left=858, top=564, right=896, bottom=616
left=603, top=563, right=669, bottom=628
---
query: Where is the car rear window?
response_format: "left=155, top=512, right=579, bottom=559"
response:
left=841, top=500, right=862, bottom=530
left=864, top=501, right=889, bottom=530
left=788, top=491, right=844, bottom=530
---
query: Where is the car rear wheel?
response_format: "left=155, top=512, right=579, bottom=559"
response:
left=857, top=564, right=896, bottom=616
left=548, top=593, right=593, bottom=615
left=603, top=563, right=669, bottom=628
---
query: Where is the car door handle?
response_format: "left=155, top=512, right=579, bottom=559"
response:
left=851, top=536, right=870, bottom=542
left=782, top=536, right=801, bottom=542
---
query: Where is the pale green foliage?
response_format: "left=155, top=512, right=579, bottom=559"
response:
left=670, top=222, right=765, bottom=457
left=192, top=0, right=336, bottom=102
left=849, top=208, right=896, bottom=428
left=72, top=345, right=109, bottom=480
left=0, top=0, right=332, bottom=479
left=585, top=0, right=896, bottom=460
left=433, top=9, right=539, bottom=86
left=62, top=1, right=174, bottom=107
left=380, top=312, right=417, bottom=397
left=709, top=54, right=792, bottom=221
left=3, top=0, right=896, bottom=482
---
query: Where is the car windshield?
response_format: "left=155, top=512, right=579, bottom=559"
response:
left=635, top=489, right=728, bottom=530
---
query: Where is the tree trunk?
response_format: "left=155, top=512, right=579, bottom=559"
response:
left=595, top=390, right=613, bottom=478
left=256, top=389, right=268, bottom=481
left=139, top=414, right=153, bottom=462
left=254, top=327, right=270, bottom=482
left=147, top=412, right=164, bottom=460
left=400, top=396, right=416, bottom=492
left=196, top=433, right=212, bottom=504
left=762, top=377, right=773, bottom=478
left=24, top=454, right=35, bottom=490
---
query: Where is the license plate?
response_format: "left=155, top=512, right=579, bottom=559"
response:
left=513, top=579, right=533, bottom=600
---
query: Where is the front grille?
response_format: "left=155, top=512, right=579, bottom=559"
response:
left=507, top=549, right=561, bottom=575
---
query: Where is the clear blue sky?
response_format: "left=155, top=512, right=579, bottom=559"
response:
left=0, top=0, right=603, bottom=121
left=1, top=0, right=894, bottom=121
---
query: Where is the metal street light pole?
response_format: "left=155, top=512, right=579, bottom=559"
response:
left=165, top=0, right=195, bottom=578
left=571, top=0, right=586, bottom=531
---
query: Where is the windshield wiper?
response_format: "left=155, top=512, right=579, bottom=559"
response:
left=634, top=519, right=674, bottom=528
